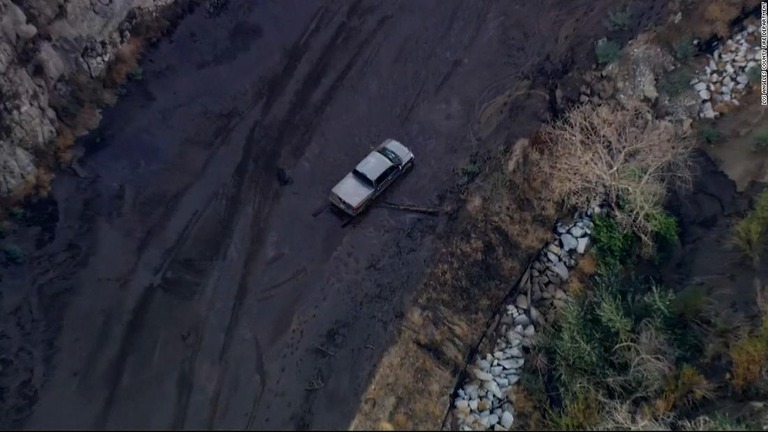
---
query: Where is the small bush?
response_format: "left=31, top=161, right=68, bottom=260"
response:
left=9, top=207, right=26, bottom=221
left=605, top=7, right=632, bottom=31
left=752, top=130, right=768, bottom=153
left=697, top=122, right=720, bottom=144
left=732, top=189, right=768, bottom=267
left=595, top=38, right=621, bottom=65
left=532, top=102, right=693, bottom=255
left=591, top=214, right=636, bottom=271
left=128, top=67, right=144, bottom=81
left=729, top=318, right=768, bottom=392
left=2, top=243, right=24, bottom=264
left=747, top=66, right=761, bottom=86
left=660, top=69, right=695, bottom=98
left=650, top=210, right=679, bottom=246
left=673, top=36, right=696, bottom=61
left=654, top=364, right=712, bottom=413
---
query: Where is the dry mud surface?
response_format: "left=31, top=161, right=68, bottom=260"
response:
left=0, top=0, right=666, bottom=429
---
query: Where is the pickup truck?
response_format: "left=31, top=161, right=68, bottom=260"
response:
left=329, top=139, right=415, bottom=216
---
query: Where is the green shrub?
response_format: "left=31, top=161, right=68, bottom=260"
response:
left=650, top=210, right=679, bottom=246
left=673, top=36, right=696, bottom=61
left=9, top=207, right=26, bottom=221
left=747, top=66, right=761, bottom=86
left=660, top=69, right=694, bottom=98
left=2, top=243, right=24, bottom=264
left=732, top=189, right=768, bottom=266
left=591, top=214, right=637, bottom=271
left=128, top=67, right=144, bottom=81
left=595, top=38, right=621, bottom=65
left=752, top=130, right=768, bottom=153
left=697, top=122, right=720, bottom=144
left=605, top=7, right=632, bottom=31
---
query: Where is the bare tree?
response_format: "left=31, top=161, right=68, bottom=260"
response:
left=530, top=102, right=694, bottom=254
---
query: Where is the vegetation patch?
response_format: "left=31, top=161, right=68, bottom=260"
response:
left=594, top=38, right=621, bottom=65
left=530, top=102, right=693, bottom=256
left=514, top=188, right=768, bottom=430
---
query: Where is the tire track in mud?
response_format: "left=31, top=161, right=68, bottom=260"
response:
left=433, top=0, right=492, bottom=95
left=89, top=5, right=354, bottom=425
left=205, top=5, right=394, bottom=426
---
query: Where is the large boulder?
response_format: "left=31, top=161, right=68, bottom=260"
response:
left=603, top=33, right=676, bottom=106
left=0, top=0, right=178, bottom=199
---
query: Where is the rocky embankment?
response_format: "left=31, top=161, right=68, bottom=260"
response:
left=0, top=0, right=197, bottom=199
left=693, top=18, right=762, bottom=119
left=449, top=202, right=601, bottom=431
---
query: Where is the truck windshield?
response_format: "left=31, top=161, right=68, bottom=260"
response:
left=377, top=147, right=402, bottom=166
left=353, top=169, right=374, bottom=188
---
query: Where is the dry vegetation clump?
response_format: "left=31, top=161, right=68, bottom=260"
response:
left=106, top=37, right=145, bottom=87
left=531, top=102, right=694, bottom=256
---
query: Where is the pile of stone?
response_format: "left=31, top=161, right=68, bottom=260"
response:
left=692, top=21, right=762, bottom=119
left=451, top=202, right=603, bottom=431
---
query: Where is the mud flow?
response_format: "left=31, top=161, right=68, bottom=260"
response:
left=0, top=0, right=668, bottom=429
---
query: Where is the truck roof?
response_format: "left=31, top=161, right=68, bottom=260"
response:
left=354, top=151, right=394, bottom=183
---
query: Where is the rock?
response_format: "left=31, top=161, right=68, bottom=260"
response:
left=529, top=305, right=542, bottom=324
left=514, top=313, right=530, bottom=327
left=495, top=377, right=509, bottom=387
left=560, top=233, right=578, bottom=252
left=523, top=324, right=535, bottom=337
left=507, top=373, right=520, bottom=385
left=700, top=102, right=716, bottom=119
left=484, top=380, right=503, bottom=399
left=555, top=288, right=567, bottom=300
left=546, top=251, right=559, bottom=263
left=515, top=294, right=529, bottom=310
left=551, top=261, right=569, bottom=281
left=499, top=358, right=524, bottom=369
left=698, top=89, right=711, bottom=100
left=478, top=359, right=491, bottom=371
left=736, top=74, right=749, bottom=85
left=500, top=411, right=514, bottom=429
left=488, top=413, right=500, bottom=426
left=478, top=399, right=492, bottom=412
left=456, top=399, right=470, bottom=412
left=553, top=298, right=567, bottom=309
left=570, top=225, right=586, bottom=238
left=576, top=236, right=589, bottom=254
left=493, top=424, right=508, bottom=431
left=473, top=368, right=494, bottom=381
left=0, top=142, right=38, bottom=196
left=490, top=366, right=504, bottom=376
left=469, top=399, right=479, bottom=411
left=641, top=73, right=658, bottom=101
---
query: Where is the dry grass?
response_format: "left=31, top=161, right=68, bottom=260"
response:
left=107, top=37, right=145, bottom=87
left=72, top=104, right=102, bottom=137
left=729, top=318, right=768, bottom=393
left=55, top=125, right=76, bottom=164
left=654, top=364, right=714, bottom=413
left=531, top=102, right=694, bottom=255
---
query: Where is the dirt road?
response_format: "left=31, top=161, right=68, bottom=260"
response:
left=0, top=0, right=667, bottom=429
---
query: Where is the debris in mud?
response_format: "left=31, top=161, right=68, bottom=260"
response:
left=276, top=167, right=293, bottom=186
left=205, top=0, right=229, bottom=18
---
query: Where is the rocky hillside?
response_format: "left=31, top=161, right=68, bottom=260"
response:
left=0, top=0, right=195, bottom=199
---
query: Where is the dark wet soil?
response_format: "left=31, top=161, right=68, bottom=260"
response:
left=663, top=151, right=761, bottom=319
left=0, top=0, right=669, bottom=429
